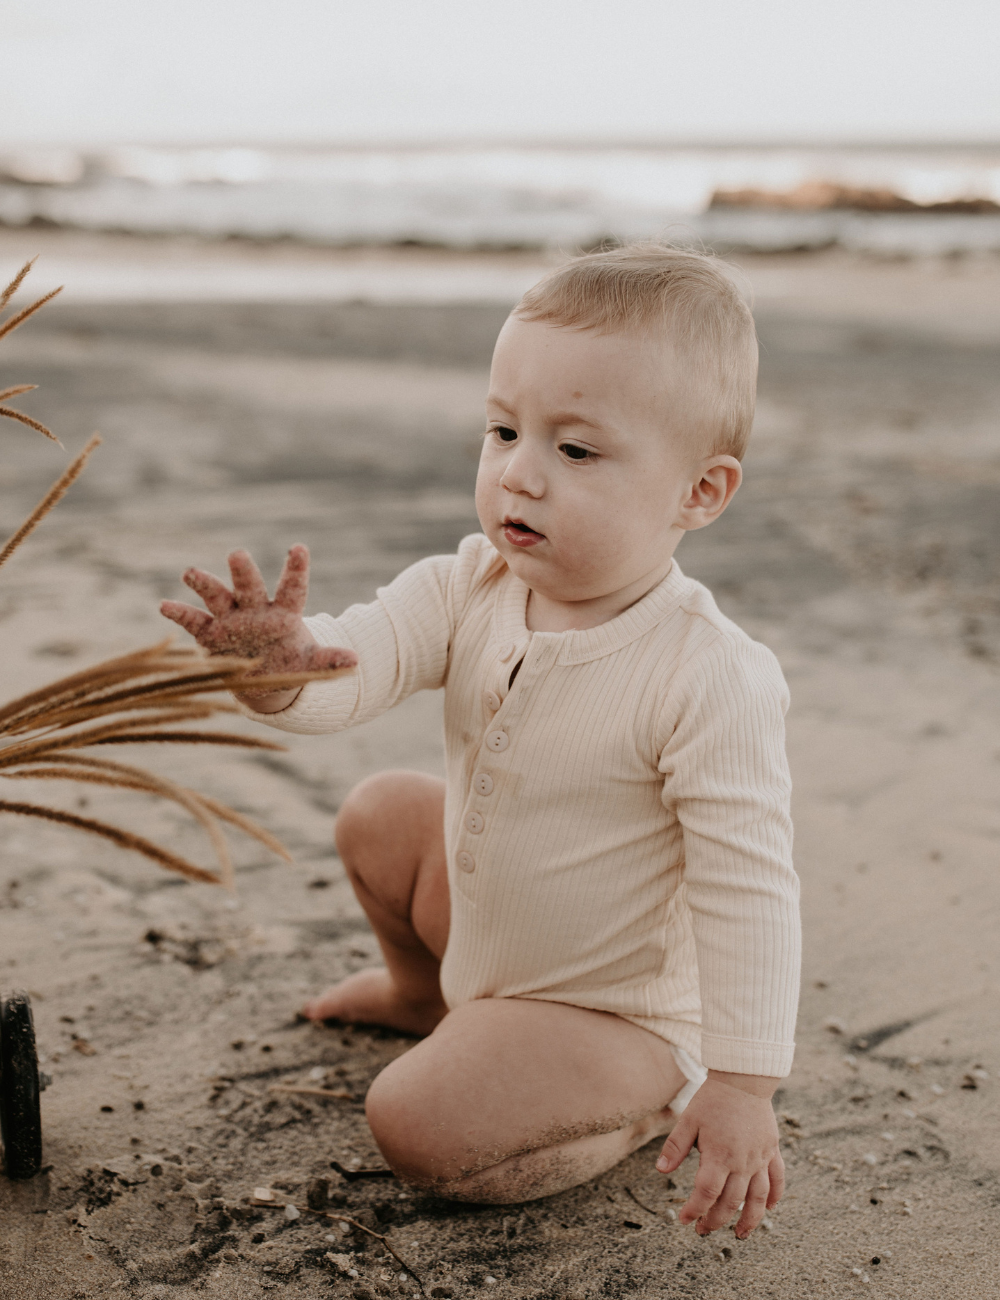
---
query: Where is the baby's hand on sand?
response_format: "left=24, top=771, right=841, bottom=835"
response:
left=160, top=544, right=356, bottom=712
left=655, top=1070, right=784, bottom=1239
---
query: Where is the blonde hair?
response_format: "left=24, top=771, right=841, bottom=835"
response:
left=514, top=244, right=758, bottom=459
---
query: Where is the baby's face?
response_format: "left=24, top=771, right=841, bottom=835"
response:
left=476, top=316, right=709, bottom=606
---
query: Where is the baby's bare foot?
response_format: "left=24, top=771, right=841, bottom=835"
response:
left=300, top=968, right=446, bottom=1037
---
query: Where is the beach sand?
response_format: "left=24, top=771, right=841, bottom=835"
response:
left=0, top=232, right=998, bottom=1298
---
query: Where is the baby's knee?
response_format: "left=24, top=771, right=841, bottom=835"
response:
left=365, top=1062, right=549, bottom=1204
left=335, top=770, right=442, bottom=863
left=365, top=1062, right=460, bottom=1188
left=335, top=772, right=400, bottom=853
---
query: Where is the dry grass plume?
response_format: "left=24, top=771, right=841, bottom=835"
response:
left=0, top=259, right=343, bottom=885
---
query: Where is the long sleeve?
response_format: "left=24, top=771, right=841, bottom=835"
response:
left=240, top=536, right=498, bottom=736
left=657, top=631, right=800, bottom=1076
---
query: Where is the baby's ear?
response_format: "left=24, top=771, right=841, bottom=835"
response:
left=679, top=457, right=742, bottom=531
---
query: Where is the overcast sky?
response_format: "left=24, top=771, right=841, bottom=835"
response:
left=3, top=0, right=999, bottom=146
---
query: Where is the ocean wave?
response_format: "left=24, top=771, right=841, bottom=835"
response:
left=2, top=144, right=1000, bottom=254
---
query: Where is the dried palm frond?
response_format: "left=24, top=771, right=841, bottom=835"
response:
left=0, top=257, right=38, bottom=311
left=0, top=261, right=62, bottom=442
left=0, top=641, right=345, bottom=885
left=0, top=258, right=62, bottom=344
left=0, top=259, right=348, bottom=884
left=0, top=433, right=97, bottom=571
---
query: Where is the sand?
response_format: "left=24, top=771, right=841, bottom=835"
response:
left=0, top=232, right=998, bottom=1299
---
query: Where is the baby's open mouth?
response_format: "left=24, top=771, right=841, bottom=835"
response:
left=502, top=518, right=545, bottom=547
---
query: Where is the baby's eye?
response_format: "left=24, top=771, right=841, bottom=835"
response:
left=494, top=426, right=518, bottom=443
left=560, top=442, right=592, bottom=461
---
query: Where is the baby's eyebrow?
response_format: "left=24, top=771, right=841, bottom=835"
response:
left=487, top=397, right=604, bottom=433
left=547, top=410, right=604, bottom=432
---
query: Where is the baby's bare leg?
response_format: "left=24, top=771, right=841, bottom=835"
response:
left=301, top=771, right=449, bottom=1036
left=366, top=998, right=688, bottom=1203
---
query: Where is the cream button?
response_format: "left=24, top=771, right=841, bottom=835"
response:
left=486, top=730, right=509, bottom=752
left=474, top=772, right=494, bottom=796
left=465, top=811, right=484, bottom=834
left=457, top=851, right=475, bottom=873
left=498, top=643, right=516, bottom=663
left=484, top=689, right=502, bottom=712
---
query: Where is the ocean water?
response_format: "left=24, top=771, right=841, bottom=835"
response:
left=1, top=143, right=1000, bottom=255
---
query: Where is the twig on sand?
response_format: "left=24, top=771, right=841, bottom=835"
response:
left=330, top=1159, right=395, bottom=1182
left=318, top=1208, right=424, bottom=1288
left=256, top=1200, right=424, bottom=1292
left=267, top=1083, right=353, bottom=1100
left=624, top=1185, right=681, bottom=1220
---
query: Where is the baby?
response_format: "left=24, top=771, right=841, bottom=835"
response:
left=162, top=246, right=799, bottom=1237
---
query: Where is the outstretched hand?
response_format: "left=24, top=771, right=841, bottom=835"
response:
left=160, top=545, right=356, bottom=710
left=656, top=1071, right=784, bottom=1239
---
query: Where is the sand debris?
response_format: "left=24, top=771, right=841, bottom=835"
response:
left=267, top=1082, right=353, bottom=1100
left=306, top=1176, right=330, bottom=1210
left=324, top=1252, right=358, bottom=1276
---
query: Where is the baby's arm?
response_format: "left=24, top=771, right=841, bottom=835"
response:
left=160, top=545, right=356, bottom=711
left=656, top=633, right=799, bottom=1236
left=656, top=1070, right=783, bottom=1238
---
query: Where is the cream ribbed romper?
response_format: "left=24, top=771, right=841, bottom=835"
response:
left=243, top=534, right=800, bottom=1078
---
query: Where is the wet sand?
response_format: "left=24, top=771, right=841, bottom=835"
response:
left=0, top=234, right=998, bottom=1298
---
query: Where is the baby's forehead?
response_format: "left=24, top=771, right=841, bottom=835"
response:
left=491, top=318, right=697, bottom=405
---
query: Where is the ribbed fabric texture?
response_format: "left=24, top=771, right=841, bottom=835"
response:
left=242, top=534, right=800, bottom=1076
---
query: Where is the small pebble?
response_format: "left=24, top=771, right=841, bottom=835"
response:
left=880, top=1132, right=895, bottom=1141
left=905, top=1057, right=922, bottom=1070
left=862, top=1153, right=879, bottom=1166
left=664, top=1208, right=677, bottom=1222
left=823, top=1017, right=846, bottom=1035
left=253, top=1187, right=275, bottom=1203
left=760, top=1218, right=773, bottom=1231
left=970, top=1066, right=990, bottom=1081
left=901, top=1108, right=917, bottom=1119
left=284, top=1203, right=300, bottom=1221
left=485, top=1278, right=498, bottom=1286
left=309, top=1066, right=327, bottom=1081
left=844, top=1055, right=859, bottom=1068
left=930, top=1083, right=945, bottom=1096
